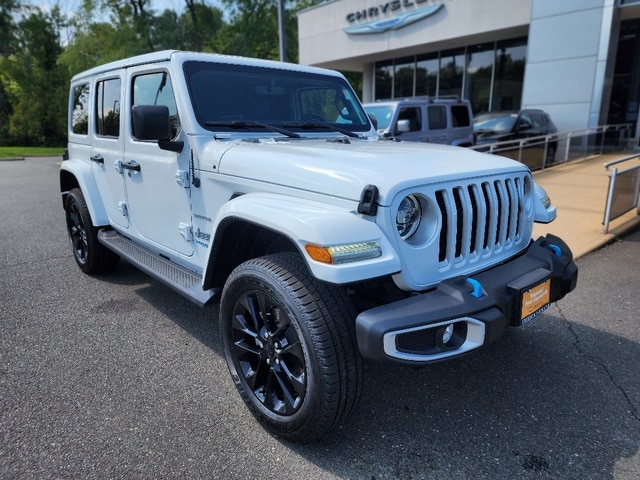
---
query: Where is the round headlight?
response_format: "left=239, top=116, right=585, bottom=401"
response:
left=396, top=194, right=421, bottom=239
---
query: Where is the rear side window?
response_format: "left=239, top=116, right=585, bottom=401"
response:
left=427, top=105, right=447, bottom=130
left=451, top=105, right=471, bottom=127
left=96, top=78, right=121, bottom=137
left=71, top=83, right=90, bottom=135
left=532, top=114, right=548, bottom=128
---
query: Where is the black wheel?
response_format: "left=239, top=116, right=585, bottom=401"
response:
left=220, top=252, right=363, bottom=442
left=65, top=188, right=119, bottom=274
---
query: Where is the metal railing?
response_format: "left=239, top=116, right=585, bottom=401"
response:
left=469, top=123, right=635, bottom=171
left=603, top=153, right=640, bottom=233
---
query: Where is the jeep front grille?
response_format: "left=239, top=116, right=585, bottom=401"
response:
left=435, top=176, right=525, bottom=266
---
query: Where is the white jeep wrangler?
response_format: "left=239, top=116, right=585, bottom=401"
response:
left=61, top=51, right=578, bottom=442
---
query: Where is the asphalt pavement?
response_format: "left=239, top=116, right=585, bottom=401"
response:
left=1, top=155, right=639, bottom=479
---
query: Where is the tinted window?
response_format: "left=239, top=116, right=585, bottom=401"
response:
left=132, top=72, right=180, bottom=139
left=531, top=114, right=547, bottom=128
left=71, top=83, right=90, bottom=135
left=428, top=105, right=447, bottom=130
left=451, top=105, right=471, bottom=127
left=96, top=78, right=121, bottom=137
left=398, top=107, right=422, bottom=132
left=518, top=114, right=533, bottom=129
left=183, top=61, right=369, bottom=132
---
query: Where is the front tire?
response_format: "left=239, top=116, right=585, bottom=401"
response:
left=220, top=253, right=363, bottom=442
left=65, top=188, right=119, bottom=274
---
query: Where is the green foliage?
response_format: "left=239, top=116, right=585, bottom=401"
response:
left=0, top=8, right=68, bottom=146
left=0, top=0, right=335, bottom=146
left=0, top=146, right=65, bottom=158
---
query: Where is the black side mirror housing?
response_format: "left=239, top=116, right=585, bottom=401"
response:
left=132, top=105, right=171, bottom=140
left=131, top=105, right=183, bottom=153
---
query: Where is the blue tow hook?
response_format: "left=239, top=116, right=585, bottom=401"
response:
left=466, top=278, right=483, bottom=298
left=548, top=243, right=562, bottom=257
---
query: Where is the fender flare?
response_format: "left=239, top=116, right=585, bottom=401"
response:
left=204, top=192, right=402, bottom=285
left=60, top=159, right=110, bottom=226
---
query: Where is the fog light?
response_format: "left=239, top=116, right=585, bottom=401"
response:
left=441, top=324, right=454, bottom=344
left=435, top=322, right=466, bottom=349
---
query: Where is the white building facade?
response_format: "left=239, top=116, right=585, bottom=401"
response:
left=298, top=0, right=640, bottom=138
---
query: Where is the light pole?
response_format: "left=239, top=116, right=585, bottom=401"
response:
left=277, top=0, right=286, bottom=62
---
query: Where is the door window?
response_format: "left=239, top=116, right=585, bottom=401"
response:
left=96, top=78, right=121, bottom=137
left=398, top=107, right=422, bottom=132
left=132, top=72, right=180, bottom=139
left=428, top=105, right=447, bottom=130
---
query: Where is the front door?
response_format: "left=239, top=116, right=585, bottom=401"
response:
left=123, top=69, right=193, bottom=257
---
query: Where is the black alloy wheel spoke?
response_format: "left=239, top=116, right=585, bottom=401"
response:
left=230, top=289, right=307, bottom=416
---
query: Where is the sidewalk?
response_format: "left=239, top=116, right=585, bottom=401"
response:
left=532, top=153, right=640, bottom=260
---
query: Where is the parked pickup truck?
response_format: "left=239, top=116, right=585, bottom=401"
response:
left=61, top=50, right=577, bottom=442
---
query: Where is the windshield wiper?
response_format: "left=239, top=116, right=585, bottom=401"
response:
left=283, top=122, right=361, bottom=138
left=205, top=120, right=300, bottom=138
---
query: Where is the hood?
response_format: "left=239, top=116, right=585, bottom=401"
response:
left=214, top=138, right=528, bottom=205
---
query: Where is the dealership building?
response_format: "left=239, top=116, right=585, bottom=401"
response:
left=298, top=0, right=640, bottom=139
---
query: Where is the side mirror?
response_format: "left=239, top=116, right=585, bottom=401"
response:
left=396, top=119, right=410, bottom=134
left=132, top=105, right=171, bottom=140
left=367, top=112, right=378, bottom=130
left=132, top=105, right=183, bottom=153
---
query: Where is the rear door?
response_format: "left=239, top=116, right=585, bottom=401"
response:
left=425, top=104, right=450, bottom=144
left=89, top=74, right=129, bottom=228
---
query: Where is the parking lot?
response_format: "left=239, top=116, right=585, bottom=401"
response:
left=1, top=157, right=639, bottom=479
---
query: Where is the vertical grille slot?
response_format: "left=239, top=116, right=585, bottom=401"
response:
left=436, top=174, right=526, bottom=267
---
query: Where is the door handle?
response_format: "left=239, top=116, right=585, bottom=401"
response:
left=122, top=161, right=141, bottom=172
left=90, top=154, right=104, bottom=164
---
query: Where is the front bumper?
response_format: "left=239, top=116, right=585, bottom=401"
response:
left=355, top=234, right=578, bottom=365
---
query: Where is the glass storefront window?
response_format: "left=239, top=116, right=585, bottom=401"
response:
left=394, top=57, right=415, bottom=98
left=439, top=48, right=465, bottom=98
left=374, top=37, right=527, bottom=111
left=375, top=60, right=393, bottom=100
left=491, top=37, right=527, bottom=111
left=465, top=42, right=495, bottom=114
left=416, top=53, right=438, bottom=97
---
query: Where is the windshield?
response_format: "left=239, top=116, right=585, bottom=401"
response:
left=473, top=113, right=517, bottom=133
left=183, top=61, right=370, bottom=135
left=363, top=105, right=394, bottom=130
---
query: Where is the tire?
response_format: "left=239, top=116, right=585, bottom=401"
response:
left=219, top=252, right=364, bottom=442
left=65, top=188, right=119, bottom=274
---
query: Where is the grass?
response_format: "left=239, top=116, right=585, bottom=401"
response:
left=0, top=146, right=65, bottom=159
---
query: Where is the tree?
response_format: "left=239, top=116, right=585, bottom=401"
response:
left=215, top=0, right=324, bottom=61
left=0, top=0, right=18, bottom=56
left=1, top=7, right=68, bottom=145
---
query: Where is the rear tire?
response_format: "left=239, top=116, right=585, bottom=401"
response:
left=65, top=188, right=119, bottom=274
left=220, top=252, right=363, bottom=442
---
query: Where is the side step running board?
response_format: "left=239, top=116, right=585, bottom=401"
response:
left=98, top=229, right=218, bottom=306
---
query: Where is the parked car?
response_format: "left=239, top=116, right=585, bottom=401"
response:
left=474, top=109, right=558, bottom=163
left=363, top=97, right=475, bottom=146
left=61, top=51, right=577, bottom=442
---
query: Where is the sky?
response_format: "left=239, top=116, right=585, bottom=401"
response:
left=33, top=0, right=226, bottom=19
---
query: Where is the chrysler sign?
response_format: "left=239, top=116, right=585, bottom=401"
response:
left=344, top=1, right=444, bottom=35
